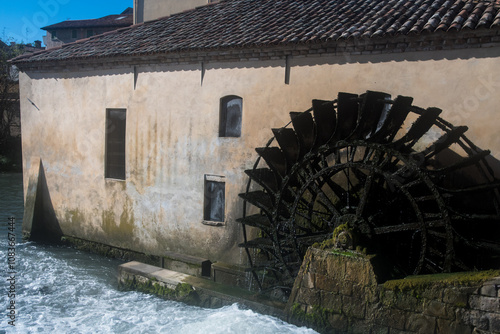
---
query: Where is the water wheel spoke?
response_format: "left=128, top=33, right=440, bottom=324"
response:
left=376, top=155, right=397, bottom=177
left=415, top=195, right=437, bottom=202
left=450, top=213, right=500, bottom=221
left=302, top=211, right=332, bottom=232
left=295, top=232, right=333, bottom=245
left=335, top=148, right=342, bottom=164
left=374, top=218, right=447, bottom=234
left=356, top=170, right=375, bottom=216
left=439, top=180, right=500, bottom=194
left=423, top=213, right=443, bottom=220
left=374, top=223, right=420, bottom=234
left=362, top=146, right=375, bottom=163
left=401, top=178, right=425, bottom=189
left=297, top=162, right=341, bottom=216
left=308, top=160, right=347, bottom=207
left=428, top=230, right=447, bottom=238
left=307, top=181, right=340, bottom=216
left=348, top=146, right=358, bottom=162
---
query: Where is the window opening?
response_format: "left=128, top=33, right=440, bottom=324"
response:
left=203, top=175, right=225, bottom=223
left=105, top=109, right=126, bottom=180
left=219, top=95, right=242, bottom=137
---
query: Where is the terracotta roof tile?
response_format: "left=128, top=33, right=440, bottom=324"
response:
left=13, top=0, right=500, bottom=64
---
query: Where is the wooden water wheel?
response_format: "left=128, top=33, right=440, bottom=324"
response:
left=238, top=91, right=500, bottom=295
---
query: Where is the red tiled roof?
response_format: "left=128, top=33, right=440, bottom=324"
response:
left=13, top=0, right=500, bottom=64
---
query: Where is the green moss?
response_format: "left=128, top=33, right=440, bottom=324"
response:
left=65, top=209, right=85, bottom=225
left=101, top=201, right=135, bottom=242
left=176, top=283, right=195, bottom=298
left=120, top=276, right=199, bottom=305
left=383, top=269, right=500, bottom=293
left=119, top=201, right=135, bottom=235
left=101, top=209, right=115, bottom=235
left=329, top=249, right=365, bottom=258
left=332, top=223, right=350, bottom=241
left=60, top=235, right=160, bottom=266
left=289, top=303, right=334, bottom=333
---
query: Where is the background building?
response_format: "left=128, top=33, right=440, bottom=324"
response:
left=42, top=8, right=133, bottom=49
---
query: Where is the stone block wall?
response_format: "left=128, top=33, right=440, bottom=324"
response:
left=286, top=247, right=500, bottom=334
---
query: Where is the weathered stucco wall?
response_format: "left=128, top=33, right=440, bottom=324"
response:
left=19, top=46, right=500, bottom=267
left=134, top=0, right=210, bottom=23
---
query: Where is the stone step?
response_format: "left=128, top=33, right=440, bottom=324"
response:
left=118, top=261, right=286, bottom=319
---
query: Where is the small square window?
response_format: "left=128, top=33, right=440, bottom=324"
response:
left=87, top=29, right=93, bottom=38
left=72, top=29, right=77, bottom=39
left=203, top=175, right=225, bottom=223
left=51, top=31, right=57, bottom=40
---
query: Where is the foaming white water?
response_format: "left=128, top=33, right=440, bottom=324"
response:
left=0, top=174, right=317, bottom=333
left=3, top=243, right=316, bottom=333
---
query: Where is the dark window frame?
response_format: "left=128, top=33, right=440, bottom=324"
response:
left=219, top=95, right=242, bottom=137
left=203, top=175, right=225, bottom=223
left=105, top=108, right=126, bottom=180
left=86, top=29, right=93, bottom=38
left=72, top=29, right=77, bottom=39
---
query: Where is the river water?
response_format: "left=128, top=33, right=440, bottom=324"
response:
left=0, top=173, right=316, bottom=333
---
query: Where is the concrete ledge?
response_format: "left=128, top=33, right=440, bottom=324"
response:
left=118, top=261, right=286, bottom=319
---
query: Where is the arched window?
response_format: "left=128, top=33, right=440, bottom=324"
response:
left=219, top=95, right=242, bottom=137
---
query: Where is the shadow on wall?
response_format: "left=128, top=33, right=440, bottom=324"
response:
left=23, top=159, right=62, bottom=242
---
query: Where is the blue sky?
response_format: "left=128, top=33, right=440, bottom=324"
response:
left=1, top=0, right=133, bottom=46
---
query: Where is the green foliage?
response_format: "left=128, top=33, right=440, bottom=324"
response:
left=0, top=39, right=23, bottom=172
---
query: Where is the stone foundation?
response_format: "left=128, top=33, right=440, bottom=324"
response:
left=286, top=247, right=500, bottom=334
